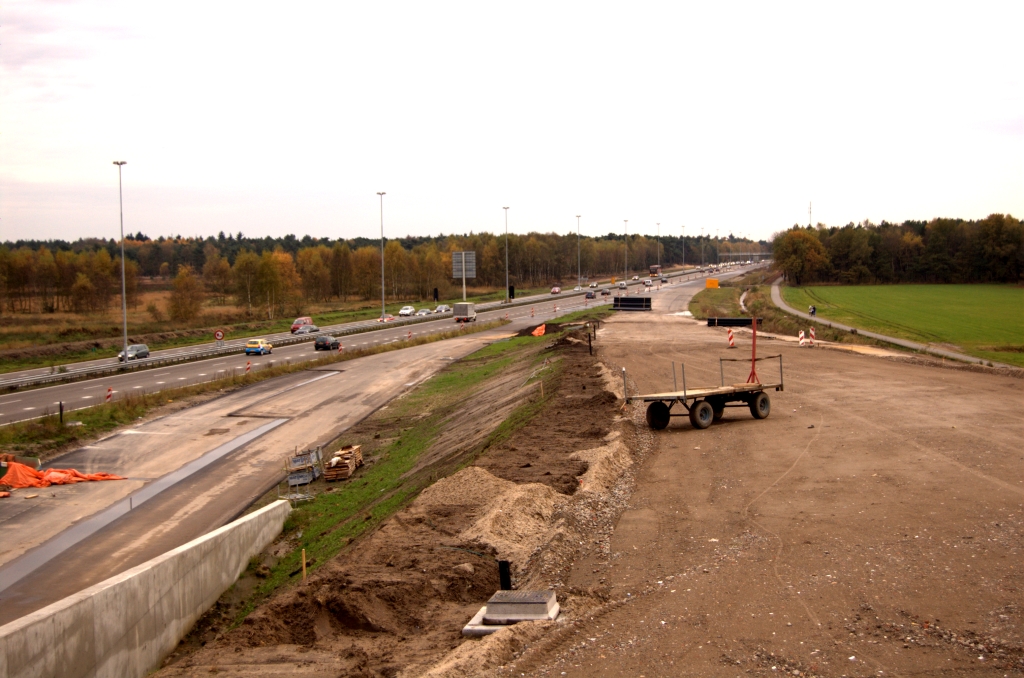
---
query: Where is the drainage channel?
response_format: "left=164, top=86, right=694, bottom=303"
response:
left=0, top=417, right=288, bottom=594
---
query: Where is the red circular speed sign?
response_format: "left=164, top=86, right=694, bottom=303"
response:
left=214, top=330, right=225, bottom=341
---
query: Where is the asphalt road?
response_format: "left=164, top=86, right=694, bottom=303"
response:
left=0, top=265, right=755, bottom=623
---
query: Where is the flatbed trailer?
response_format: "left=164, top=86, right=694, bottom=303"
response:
left=628, top=351, right=784, bottom=430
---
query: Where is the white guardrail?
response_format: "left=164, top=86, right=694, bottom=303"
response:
left=0, top=267, right=736, bottom=392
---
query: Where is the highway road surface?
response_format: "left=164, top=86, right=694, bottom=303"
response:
left=0, top=265, right=755, bottom=624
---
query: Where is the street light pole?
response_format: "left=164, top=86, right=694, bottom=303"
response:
left=113, top=161, right=128, bottom=365
left=503, top=207, right=509, bottom=303
left=700, top=227, right=705, bottom=269
left=681, top=225, right=685, bottom=270
left=656, top=222, right=660, bottom=269
left=576, top=214, right=581, bottom=289
left=377, top=192, right=386, bottom=319
left=623, top=220, right=628, bottom=285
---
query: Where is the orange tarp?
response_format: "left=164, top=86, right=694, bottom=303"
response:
left=0, top=462, right=125, bottom=490
left=531, top=324, right=546, bottom=337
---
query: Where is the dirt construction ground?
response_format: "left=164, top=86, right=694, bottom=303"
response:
left=160, top=310, right=1023, bottom=677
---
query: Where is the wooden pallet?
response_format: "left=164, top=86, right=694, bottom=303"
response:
left=324, top=445, right=364, bottom=481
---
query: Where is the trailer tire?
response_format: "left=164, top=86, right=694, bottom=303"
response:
left=750, top=392, right=771, bottom=419
left=689, top=400, right=714, bottom=429
left=710, top=399, right=725, bottom=421
left=646, top=402, right=671, bottom=430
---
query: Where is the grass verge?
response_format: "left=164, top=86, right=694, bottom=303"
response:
left=0, top=319, right=510, bottom=459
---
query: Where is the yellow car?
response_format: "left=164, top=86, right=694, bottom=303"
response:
left=245, top=339, right=273, bottom=356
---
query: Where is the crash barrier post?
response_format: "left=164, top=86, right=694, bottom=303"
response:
left=245, top=361, right=251, bottom=373
left=105, top=387, right=112, bottom=403
left=798, top=330, right=806, bottom=347
left=727, top=328, right=736, bottom=348
left=338, top=343, right=343, bottom=354
left=531, top=307, right=535, bottom=317
left=809, top=327, right=815, bottom=346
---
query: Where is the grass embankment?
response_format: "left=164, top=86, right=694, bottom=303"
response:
left=689, top=281, right=889, bottom=347
left=0, top=287, right=553, bottom=375
left=232, top=307, right=611, bottom=623
left=0, top=320, right=510, bottom=459
left=782, top=284, right=1024, bottom=367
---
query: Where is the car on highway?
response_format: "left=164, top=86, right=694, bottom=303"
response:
left=376, top=314, right=395, bottom=322
left=660, top=276, right=669, bottom=283
left=398, top=306, right=416, bottom=317
left=643, top=278, right=653, bottom=287
left=551, top=286, right=561, bottom=294
left=434, top=305, right=451, bottom=314
left=245, top=339, right=273, bottom=355
left=589, top=282, right=598, bottom=288
left=617, top=281, right=628, bottom=289
left=117, top=344, right=150, bottom=362
left=631, top=275, right=639, bottom=280
left=415, top=308, right=432, bottom=316
left=294, top=324, right=320, bottom=335
left=314, top=335, right=340, bottom=351
left=600, top=288, right=611, bottom=296
left=573, top=285, right=582, bottom=291
left=585, top=291, right=595, bottom=299
left=290, top=317, right=314, bottom=333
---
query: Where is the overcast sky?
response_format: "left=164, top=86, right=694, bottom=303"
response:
left=1, top=1, right=1021, bottom=244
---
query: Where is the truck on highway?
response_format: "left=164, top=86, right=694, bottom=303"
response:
left=453, top=302, right=477, bottom=322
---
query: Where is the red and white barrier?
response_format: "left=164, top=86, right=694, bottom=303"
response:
left=245, top=361, right=251, bottom=373
left=531, top=307, right=535, bottom=317
left=727, top=328, right=736, bottom=348
left=407, top=331, right=412, bottom=341
left=105, top=387, right=113, bottom=403
left=798, top=330, right=806, bottom=347
left=338, top=343, right=343, bottom=354
left=809, top=327, right=816, bottom=347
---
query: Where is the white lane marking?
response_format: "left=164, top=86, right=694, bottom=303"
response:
left=177, top=377, right=186, bottom=380
left=0, top=399, right=21, bottom=404
left=198, top=373, right=206, bottom=376
left=212, top=362, right=226, bottom=366
left=81, top=396, right=93, bottom=400
left=23, top=407, right=35, bottom=410
left=156, top=381, right=165, bottom=384
left=133, top=386, right=142, bottom=389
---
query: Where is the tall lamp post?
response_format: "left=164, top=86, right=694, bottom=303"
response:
left=377, top=192, right=386, bottom=319
left=656, top=222, right=660, bottom=269
left=700, top=227, right=705, bottom=269
left=503, top=207, right=510, bottom=303
left=113, top=161, right=128, bottom=365
left=623, top=220, right=628, bottom=286
left=576, top=214, right=581, bottom=289
left=681, top=225, right=685, bottom=270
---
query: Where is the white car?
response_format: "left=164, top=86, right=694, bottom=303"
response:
left=631, top=275, right=639, bottom=280
left=617, top=281, right=627, bottom=289
left=398, top=306, right=416, bottom=317
left=643, top=279, right=653, bottom=287
left=573, top=285, right=582, bottom=291
left=588, top=282, right=598, bottom=288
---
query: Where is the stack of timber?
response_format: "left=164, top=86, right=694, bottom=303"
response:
left=324, top=445, right=363, bottom=481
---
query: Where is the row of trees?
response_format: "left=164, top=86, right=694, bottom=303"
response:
left=773, top=214, right=1023, bottom=285
left=0, top=232, right=766, bottom=318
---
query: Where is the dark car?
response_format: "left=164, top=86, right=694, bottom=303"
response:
left=600, top=288, right=611, bottom=296
left=314, top=335, right=340, bottom=351
left=585, top=291, right=595, bottom=299
left=294, top=324, right=320, bottom=335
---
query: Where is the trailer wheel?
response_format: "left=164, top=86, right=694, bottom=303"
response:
left=646, top=402, right=671, bottom=430
left=710, top=399, right=725, bottom=421
left=689, top=400, right=714, bottom=429
left=749, top=392, right=771, bottom=419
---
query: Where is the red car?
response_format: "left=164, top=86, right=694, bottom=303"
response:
left=290, top=316, right=313, bottom=333
left=550, top=286, right=561, bottom=294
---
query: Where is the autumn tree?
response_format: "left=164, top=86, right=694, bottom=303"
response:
left=232, top=249, right=260, bottom=315
left=168, top=265, right=205, bottom=322
left=773, top=228, right=830, bottom=285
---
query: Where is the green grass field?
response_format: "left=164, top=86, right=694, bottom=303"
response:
left=781, top=284, right=1024, bottom=367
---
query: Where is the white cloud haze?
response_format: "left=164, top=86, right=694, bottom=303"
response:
left=1, top=1, right=1021, bottom=243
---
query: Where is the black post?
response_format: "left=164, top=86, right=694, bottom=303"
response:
left=433, top=287, right=439, bottom=302
left=498, top=560, right=512, bottom=590
left=588, top=331, right=592, bottom=356
left=59, top=401, right=64, bottom=424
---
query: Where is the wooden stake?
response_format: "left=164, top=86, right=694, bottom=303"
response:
left=302, top=548, right=307, bottom=581
left=540, top=381, right=544, bottom=399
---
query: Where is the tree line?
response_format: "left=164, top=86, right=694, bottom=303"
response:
left=772, top=214, right=1023, bottom=285
left=0, top=231, right=766, bottom=319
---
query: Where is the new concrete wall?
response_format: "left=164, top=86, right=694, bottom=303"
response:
left=0, top=499, right=290, bottom=678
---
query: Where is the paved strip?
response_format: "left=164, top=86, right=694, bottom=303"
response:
left=0, top=417, right=287, bottom=594
left=770, top=282, right=1012, bottom=367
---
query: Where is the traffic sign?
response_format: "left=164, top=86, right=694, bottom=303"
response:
left=214, top=329, right=225, bottom=341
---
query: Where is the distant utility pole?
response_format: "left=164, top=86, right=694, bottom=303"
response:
left=656, top=222, right=660, bottom=268
left=377, top=192, right=386, bottom=319
left=716, top=227, right=720, bottom=265
left=623, top=220, right=628, bottom=283
left=576, top=214, right=581, bottom=289
left=113, top=161, right=128, bottom=366
left=809, top=201, right=812, bottom=227
left=681, top=225, right=685, bottom=269
left=503, top=206, right=510, bottom=303
left=700, top=227, right=705, bottom=269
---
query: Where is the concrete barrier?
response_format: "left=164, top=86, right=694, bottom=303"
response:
left=0, top=499, right=290, bottom=678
